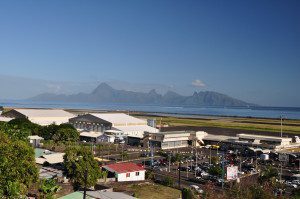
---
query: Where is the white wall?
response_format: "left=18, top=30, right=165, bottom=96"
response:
left=117, top=170, right=145, bottom=182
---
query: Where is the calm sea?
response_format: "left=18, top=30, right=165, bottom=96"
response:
left=1, top=100, right=300, bottom=120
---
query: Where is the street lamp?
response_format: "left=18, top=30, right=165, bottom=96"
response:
left=191, top=147, right=199, bottom=177
left=280, top=115, right=287, bottom=138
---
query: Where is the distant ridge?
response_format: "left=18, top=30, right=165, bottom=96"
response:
left=29, top=82, right=256, bottom=107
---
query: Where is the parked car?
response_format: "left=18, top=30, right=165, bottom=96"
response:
left=189, top=185, right=204, bottom=194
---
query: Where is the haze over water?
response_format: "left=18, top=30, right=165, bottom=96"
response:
left=1, top=100, right=300, bottom=120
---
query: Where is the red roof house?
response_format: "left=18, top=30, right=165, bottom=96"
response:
left=103, top=162, right=146, bottom=182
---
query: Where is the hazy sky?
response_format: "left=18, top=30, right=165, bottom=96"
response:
left=0, top=1, right=299, bottom=106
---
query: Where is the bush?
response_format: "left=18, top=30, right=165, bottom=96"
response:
left=208, top=165, right=222, bottom=177
left=163, top=176, right=174, bottom=187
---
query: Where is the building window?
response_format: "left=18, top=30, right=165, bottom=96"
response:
left=136, top=172, right=139, bottom=176
left=126, top=173, right=130, bottom=178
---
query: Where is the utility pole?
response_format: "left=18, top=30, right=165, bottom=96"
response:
left=221, top=152, right=225, bottom=189
left=240, top=156, right=242, bottom=171
left=121, top=144, right=124, bottom=161
left=178, top=161, right=181, bottom=189
left=159, top=117, right=162, bottom=131
left=168, top=154, right=171, bottom=172
left=280, top=162, right=283, bottom=182
left=195, top=149, right=197, bottom=177
left=280, top=115, right=283, bottom=138
left=83, top=168, right=88, bottom=199
left=209, top=147, right=212, bottom=165
left=186, top=160, right=189, bottom=178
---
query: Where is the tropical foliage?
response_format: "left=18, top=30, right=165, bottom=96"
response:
left=0, top=133, right=38, bottom=198
left=63, top=146, right=101, bottom=189
left=38, top=178, right=60, bottom=199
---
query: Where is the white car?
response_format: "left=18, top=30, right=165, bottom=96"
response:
left=189, top=185, right=204, bottom=194
left=292, top=180, right=300, bottom=185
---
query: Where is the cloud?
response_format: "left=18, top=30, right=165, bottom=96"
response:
left=46, top=84, right=62, bottom=93
left=191, top=79, right=206, bottom=88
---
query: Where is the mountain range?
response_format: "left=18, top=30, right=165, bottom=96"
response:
left=29, top=83, right=255, bottom=107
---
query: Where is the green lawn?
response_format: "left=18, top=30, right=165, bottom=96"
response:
left=135, top=114, right=300, bottom=135
left=128, top=183, right=181, bottom=199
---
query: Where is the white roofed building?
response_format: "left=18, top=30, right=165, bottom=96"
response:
left=1, top=109, right=75, bottom=126
left=28, top=135, right=44, bottom=148
left=36, top=152, right=65, bottom=165
left=91, top=113, right=147, bottom=127
left=91, top=113, right=158, bottom=138
left=69, top=113, right=158, bottom=140
left=143, top=131, right=192, bottom=150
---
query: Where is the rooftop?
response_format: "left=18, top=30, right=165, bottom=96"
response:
left=158, top=131, right=192, bottom=135
left=91, top=113, right=146, bottom=126
left=80, top=131, right=103, bottom=138
left=203, top=134, right=238, bottom=142
left=69, top=114, right=112, bottom=125
left=28, top=135, right=44, bottom=140
left=103, top=162, right=145, bottom=174
left=0, top=116, right=13, bottom=122
left=36, top=152, right=65, bottom=164
left=237, top=134, right=292, bottom=141
left=14, top=108, right=75, bottom=118
left=114, top=125, right=158, bottom=133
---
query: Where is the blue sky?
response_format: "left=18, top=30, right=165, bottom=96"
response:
left=0, top=0, right=299, bottom=106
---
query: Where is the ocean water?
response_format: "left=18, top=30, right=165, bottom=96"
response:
left=1, top=100, right=300, bottom=119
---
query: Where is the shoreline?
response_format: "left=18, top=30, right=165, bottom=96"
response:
left=2, top=106, right=300, bottom=136
left=3, top=105, right=300, bottom=121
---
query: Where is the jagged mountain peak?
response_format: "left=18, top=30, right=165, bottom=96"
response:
left=92, top=82, right=114, bottom=94
left=29, top=82, right=255, bottom=107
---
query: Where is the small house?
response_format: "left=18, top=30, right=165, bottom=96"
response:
left=103, top=162, right=145, bottom=182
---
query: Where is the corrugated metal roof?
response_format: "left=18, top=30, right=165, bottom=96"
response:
left=103, top=162, right=145, bottom=174
left=36, top=153, right=65, bottom=164
left=91, top=113, right=146, bottom=126
left=114, top=125, right=158, bottom=133
left=15, top=109, right=75, bottom=118
left=69, top=114, right=112, bottom=125
left=80, top=131, right=103, bottom=138
left=5, top=109, right=76, bottom=126
left=58, top=192, right=93, bottom=199
left=86, top=191, right=136, bottom=199
left=0, top=116, right=13, bottom=122
left=28, top=135, right=44, bottom=140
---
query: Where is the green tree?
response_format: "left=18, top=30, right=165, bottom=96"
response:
left=259, top=165, right=278, bottom=183
left=0, top=133, right=38, bottom=198
left=171, top=153, right=183, bottom=163
left=52, top=128, right=79, bottom=143
left=63, top=146, right=101, bottom=190
left=211, top=156, right=220, bottom=165
left=99, top=170, right=108, bottom=183
left=0, top=121, right=32, bottom=141
left=121, top=151, right=129, bottom=161
left=38, top=179, right=60, bottom=199
left=39, top=124, right=59, bottom=140
left=8, top=118, right=41, bottom=135
left=208, top=165, right=222, bottom=177
left=145, top=170, right=155, bottom=180
left=163, top=176, right=174, bottom=187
